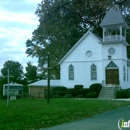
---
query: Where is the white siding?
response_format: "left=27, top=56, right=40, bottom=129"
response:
left=60, top=31, right=129, bottom=89
left=60, top=33, right=103, bottom=88
left=60, top=62, right=102, bottom=88
left=63, top=34, right=102, bottom=63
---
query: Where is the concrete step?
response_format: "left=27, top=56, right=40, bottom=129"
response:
left=98, top=87, right=116, bottom=99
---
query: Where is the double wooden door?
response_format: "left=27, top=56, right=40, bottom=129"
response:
left=106, top=69, right=119, bottom=84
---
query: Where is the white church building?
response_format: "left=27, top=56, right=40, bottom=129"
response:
left=59, top=5, right=130, bottom=89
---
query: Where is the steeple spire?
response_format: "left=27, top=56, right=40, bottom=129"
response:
left=100, top=4, right=129, bottom=42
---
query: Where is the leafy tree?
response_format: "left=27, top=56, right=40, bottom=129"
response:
left=25, top=62, right=38, bottom=82
left=1, top=60, right=24, bottom=83
left=26, top=0, right=130, bottom=78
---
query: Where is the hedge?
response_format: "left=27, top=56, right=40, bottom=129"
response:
left=50, top=84, right=88, bottom=98
left=89, top=83, right=102, bottom=96
left=74, top=85, right=84, bottom=90
left=63, top=94, right=73, bottom=98
left=116, top=89, right=130, bottom=98
left=52, top=86, right=67, bottom=96
left=86, top=92, right=98, bottom=98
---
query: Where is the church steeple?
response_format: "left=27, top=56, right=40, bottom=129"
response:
left=100, top=4, right=129, bottom=42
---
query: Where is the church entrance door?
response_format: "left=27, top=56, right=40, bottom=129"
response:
left=106, top=69, right=119, bottom=85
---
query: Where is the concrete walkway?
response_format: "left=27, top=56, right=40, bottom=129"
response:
left=40, top=104, right=130, bottom=130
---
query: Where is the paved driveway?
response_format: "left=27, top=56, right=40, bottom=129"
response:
left=40, top=105, right=130, bottom=130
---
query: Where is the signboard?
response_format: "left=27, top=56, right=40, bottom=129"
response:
left=5, top=89, right=19, bottom=96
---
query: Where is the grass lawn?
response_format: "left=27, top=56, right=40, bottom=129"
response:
left=0, top=98, right=130, bottom=130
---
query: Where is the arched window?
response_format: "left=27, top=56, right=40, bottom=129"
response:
left=123, top=66, right=126, bottom=81
left=69, top=64, right=74, bottom=80
left=91, top=64, right=97, bottom=80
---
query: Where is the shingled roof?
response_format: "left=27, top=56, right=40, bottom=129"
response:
left=100, top=4, right=129, bottom=29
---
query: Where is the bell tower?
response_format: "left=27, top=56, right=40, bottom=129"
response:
left=100, top=3, right=130, bottom=88
left=100, top=4, right=129, bottom=43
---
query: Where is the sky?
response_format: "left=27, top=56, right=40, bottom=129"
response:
left=0, top=0, right=42, bottom=71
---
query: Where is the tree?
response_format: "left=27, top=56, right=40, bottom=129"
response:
left=25, top=62, right=38, bottom=82
left=26, top=0, right=111, bottom=78
left=26, top=0, right=130, bottom=78
left=1, top=60, right=24, bottom=83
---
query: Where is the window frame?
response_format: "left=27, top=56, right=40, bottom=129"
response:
left=69, top=64, right=74, bottom=80
left=91, top=64, right=97, bottom=80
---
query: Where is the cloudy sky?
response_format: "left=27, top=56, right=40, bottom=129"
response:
left=0, top=0, right=42, bottom=71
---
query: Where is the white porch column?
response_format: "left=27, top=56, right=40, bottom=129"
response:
left=124, top=29, right=126, bottom=41
left=120, top=25, right=122, bottom=40
left=103, top=27, right=105, bottom=42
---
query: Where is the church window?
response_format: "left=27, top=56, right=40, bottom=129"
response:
left=91, top=64, right=97, bottom=80
left=123, top=66, right=126, bottom=81
left=69, top=64, right=74, bottom=80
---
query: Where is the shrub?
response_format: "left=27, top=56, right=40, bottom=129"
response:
left=53, top=94, right=62, bottom=98
left=89, top=83, right=102, bottom=96
left=126, top=88, right=130, bottom=97
left=65, top=88, right=89, bottom=97
left=116, top=90, right=129, bottom=98
left=63, top=94, right=73, bottom=98
left=52, top=86, right=67, bottom=91
left=64, top=89, right=75, bottom=97
left=86, top=92, right=98, bottom=98
left=74, top=89, right=89, bottom=97
left=76, top=95, right=84, bottom=98
left=74, top=85, right=84, bottom=90
left=52, top=86, right=67, bottom=96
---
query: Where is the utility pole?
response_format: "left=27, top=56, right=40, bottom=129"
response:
left=7, top=69, right=10, bottom=107
left=47, top=53, right=50, bottom=104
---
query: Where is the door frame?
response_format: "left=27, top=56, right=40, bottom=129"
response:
left=106, top=69, right=119, bottom=85
left=105, top=61, right=119, bottom=85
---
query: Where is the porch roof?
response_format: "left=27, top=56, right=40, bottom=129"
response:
left=28, top=80, right=60, bottom=87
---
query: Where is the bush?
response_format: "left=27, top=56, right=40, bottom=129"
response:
left=89, top=83, right=102, bottom=96
left=74, top=85, right=84, bottom=90
left=53, top=94, right=62, bottom=98
left=116, top=90, right=129, bottom=98
left=65, top=88, right=89, bottom=97
left=52, top=86, right=67, bottom=91
left=74, top=89, right=89, bottom=97
left=126, top=88, right=130, bottom=97
left=52, top=86, right=67, bottom=96
left=63, top=94, right=73, bottom=98
left=86, top=92, right=98, bottom=98
left=64, top=89, right=75, bottom=97
left=76, top=95, right=84, bottom=98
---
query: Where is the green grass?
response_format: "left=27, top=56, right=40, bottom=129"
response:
left=0, top=98, right=130, bottom=130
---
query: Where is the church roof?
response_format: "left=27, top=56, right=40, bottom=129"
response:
left=3, top=83, right=23, bottom=86
left=59, top=31, right=102, bottom=64
left=28, top=80, right=60, bottom=87
left=100, top=4, right=129, bottom=29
